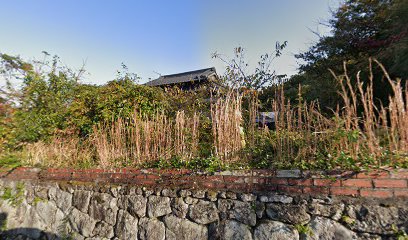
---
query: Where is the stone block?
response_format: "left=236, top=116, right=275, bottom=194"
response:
left=147, top=196, right=171, bottom=218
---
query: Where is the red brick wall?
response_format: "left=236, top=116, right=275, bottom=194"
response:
left=1, top=167, right=407, bottom=199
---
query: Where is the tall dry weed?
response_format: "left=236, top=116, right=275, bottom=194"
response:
left=21, top=60, right=407, bottom=170
left=265, top=59, right=408, bottom=169
left=23, top=136, right=93, bottom=168
left=92, top=110, right=200, bottom=168
left=211, top=92, right=244, bottom=161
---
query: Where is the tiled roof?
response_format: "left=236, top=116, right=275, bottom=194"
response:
left=144, top=67, right=217, bottom=86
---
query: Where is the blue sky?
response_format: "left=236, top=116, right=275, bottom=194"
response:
left=0, top=0, right=339, bottom=85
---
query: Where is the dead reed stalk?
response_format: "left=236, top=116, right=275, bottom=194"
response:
left=92, top=110, right=200, bottom=168
left=211, top=92, right=244, bottom=161
left=266, top=58, right=407, bottom=168
left=23, top=136, right=93, bottom=167
left=22, top=60, right=407, bottom=170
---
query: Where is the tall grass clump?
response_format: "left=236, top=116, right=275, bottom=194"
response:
left=265, top=85, right=335, bottom=168
left=254, top=59, right=408, bottom=170
left=330, top=59, right=408, bottom=166
left=92, top=111, right=200, bottom=168
left=211, top=92, right=244, bottom=161
left=22, top=136, right=94, bottom=168
left=15, top=60, right=408, bottom=170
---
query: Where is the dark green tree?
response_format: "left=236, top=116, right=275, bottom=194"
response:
left=68, top=78, right=168, bottom=136
left=290, top=0, right=407, bottom=110
left=0, top=53, right=81, bottom=143
left=0, top=53, right=168, bottom=145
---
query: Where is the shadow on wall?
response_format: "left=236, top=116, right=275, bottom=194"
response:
left=0, top=213, right=62, bottom=240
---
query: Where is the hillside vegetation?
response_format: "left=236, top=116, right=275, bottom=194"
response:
left=0, top=0, right=407, bottom=171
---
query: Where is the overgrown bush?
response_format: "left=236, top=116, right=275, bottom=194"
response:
left=68, top=79, right=168, bottom=136
left=1, top=52, right=407, bottom=170
left=0, top=53, right=168, bottom=147
left=246, top=60, right=408, bottom=170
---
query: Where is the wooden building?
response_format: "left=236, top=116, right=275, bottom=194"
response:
left=144, top=67, right=218, bottom=90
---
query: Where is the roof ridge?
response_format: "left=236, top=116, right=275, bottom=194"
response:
left=161, top=67, right=215, bottom=78
left=144, top=67, right=217, bottom=86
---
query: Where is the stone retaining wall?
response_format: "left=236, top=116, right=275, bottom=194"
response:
left=0, top=168, right=407, bottom=239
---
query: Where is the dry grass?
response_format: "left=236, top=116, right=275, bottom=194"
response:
left=92, top=111, right=200, bottom=168
left=330, top=59, right=408, bottom=164
left=246, top=90, right=259, bottom=147
left=19, top=60, right=408, bottom=170
left=261, top=83, right=334, bottom=167
left=211, top=92, right=244, bottom=161
left=22, top=136, right=94, bottom=168
left=258, top=59, right=408, bottom=169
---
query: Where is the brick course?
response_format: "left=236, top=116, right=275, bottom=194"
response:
left=360, top=189, right=393, bottom=198
left=373, top=179, right=407, bottom=188
left=0, top=167, right=407, bottom=199
left=313, top=179, right=341, bottom=187
left=330, top=187, right=359, bottom=197
left=341, top=179, right=373, bottom=188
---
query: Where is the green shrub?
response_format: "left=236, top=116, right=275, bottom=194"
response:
left=1, top=182, right=25, bottom=207
left=68, top=79, right=167, bottom=136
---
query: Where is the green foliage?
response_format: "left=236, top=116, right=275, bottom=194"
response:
left=394, top=230, right=408, bottom=239
left=141, top=157, right=182, bottom=170
left=341, top=215, right=356, bottom=225
left=245, top=125, right=392, bottom=171
left=95, top=79, right=167, bottom=121
left=391, top=224, right=408, bottom=240
left=68, top=80, right=167, bottom=136
left=290, top=0, right=407, bottom=110
left=0, top=152, right=21, bottom=168
left=32, top=196, right=47, bottom=206
left=246, top=132, right=275, bottom=169
left=0, top=213, right=7, bottom=231
left=294, top=224, right=313, bottom=236
left=164, top=85, right=211, bottom=116
left=0, top=53, right=168, bottom=147
left=142, top=154, right=251, bottom=172
left=58, top=215, right=75, bottom=240
left=60, top=234, right=75, bottom=240
left=1, top=53, right=79, bottom=144
left=1, top=182, right=25, bottom=207
left=187, top=157, right=224, bottom=173
left=0, top=97, right=14, bottom=151
left=1, top=35, right=407, bottom=172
